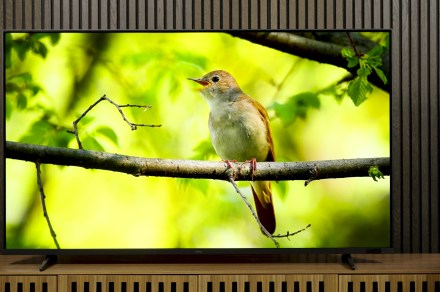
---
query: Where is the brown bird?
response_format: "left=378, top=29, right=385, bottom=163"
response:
left=188, top=70, right=276, bottom=234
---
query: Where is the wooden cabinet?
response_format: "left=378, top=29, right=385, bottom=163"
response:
left=1, top=254, right=439, bottom=292
left=0, top=275, right=57, bottom=292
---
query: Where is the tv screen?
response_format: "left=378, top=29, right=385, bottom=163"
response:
left=3, top=32, right=391, bottom=253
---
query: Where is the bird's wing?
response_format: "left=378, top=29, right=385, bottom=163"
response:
left=249, top=97, right=275, bottom=162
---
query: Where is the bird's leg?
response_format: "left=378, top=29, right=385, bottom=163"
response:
left=244, top=158, right=257, bottom=180
left=223, top=160, right=238, bottom=179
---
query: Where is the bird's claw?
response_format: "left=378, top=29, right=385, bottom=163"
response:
left=244, top=158, right=257, bottom=180
left=224, top=160, right=238, bottom=179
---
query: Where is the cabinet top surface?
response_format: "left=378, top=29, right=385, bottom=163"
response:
left=0, top=254, right=439, bottom=275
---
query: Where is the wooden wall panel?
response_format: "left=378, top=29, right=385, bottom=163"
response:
left=1, top=0, right=439, bottom=253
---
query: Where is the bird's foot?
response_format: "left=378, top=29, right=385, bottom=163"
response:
left=223, top=160, right=238, bottom=179
left=244, top=158, right=257, bottom=180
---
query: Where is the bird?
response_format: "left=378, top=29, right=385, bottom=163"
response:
left=188, top=70, right=276, bottom=235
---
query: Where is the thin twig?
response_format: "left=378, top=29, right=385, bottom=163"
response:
left=227, top=174, right=280, bottom=248
left=346, top=32, right=363, bottom=57
left=118, top=104, right=152, bottom=108
left=271, top=59, right=303, bottom=101
left=272, top=224, right=312, bottom=240
left=35, top=161, right=61, bottom=249
left=68, top=95, right=161, bottom=149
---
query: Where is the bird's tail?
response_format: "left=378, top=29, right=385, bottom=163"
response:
left=250, top=181, right=276, bottom=235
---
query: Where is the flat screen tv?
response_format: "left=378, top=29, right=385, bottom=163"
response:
left=2, top=31, right=391, bottom=262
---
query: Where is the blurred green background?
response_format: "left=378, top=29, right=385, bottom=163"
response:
left=5, top=32, right=390, bottom=249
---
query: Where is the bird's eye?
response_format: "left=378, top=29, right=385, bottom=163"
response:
left=211, top=76, right=220, bottom=83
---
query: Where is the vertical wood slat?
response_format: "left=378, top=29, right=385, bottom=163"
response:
left=363, top=0, right=372, bottom=29
left=373, top=0, right=382, bottom=28
left=325, top=0, right=334, bottom=29
left=199, top=274, right=338, bottom=292
left=212, top=0, right=220, bottom=29
left=146, top=0, right=155, bottom=29
left=345, top=0, right=353, bottom=29
left=410, top=0, right=421, bottom=253
left=231, top=0, right=239, bottom=29
left=339, top=274, right=440, bottom=292
left=58, top=275, right=198, bottom=292
left=400, top=0, right=412, bottom=253
left=42, top=0, right=51, bottom=28
left=307, top=0, right=315, bottom=29
left=0, top=2, right=401, bottom=30
left=270, top=0, right=279, bottom=29
left=202, top=0, right=210, bottom=29
left=175, top=0, right=184, bottom=29
left=335, top=0, right=344, bottom=29
left=353, top=0, right=362, bottom=28
left=429, top=0, right=440, bottom=253
left=419, top=0, right=429, bottom=254
left=296, top=0, right=306, bottom=29
left=259, top=0, right=267, bottom=29
left=0, top=276, right=57, bottom=292
left=315, top=0, right=324, bottom=29
left=390, top=0, right=402, bottom=253
left=0, top=0, right=439, bottom=254
left=127, top=0, right=137, bottom=29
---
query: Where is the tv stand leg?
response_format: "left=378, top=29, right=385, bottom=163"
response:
left=39, top=255, right=57, bottom=271
left=342, top=253, right=357, bottom=270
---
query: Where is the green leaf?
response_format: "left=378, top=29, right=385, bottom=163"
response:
left=368, top=165, right=385, bottom=182
left=82, top=136, right=105, bottom=152
left=19, top=120, right=53, bottom=144
left=342, top=47, right=362, bottom=69
left=16, top=93, right=27, bottom=109
left=96, top=126, right=119, bottom=145
left=30, top=84, right=42, bottom=95
left=373, top=67, right=388, bottom=85
left=78, top=115, right=95, bottom=126
left=347, top=76, right=373, bottom=106
left=191, top=139, right=217, bottom=160
left=32, top=32, right=61, bottom=45
left=5, top=33, right=13, bottom=69
left=341, top=47, right=355, bottom=59
left=167, top=74, right=182, bottom=99
left=49, top=33, right=61, bottom=45
left=9, top=72, right=33, bottom=82
left=5, top=81, right=20, bottom=93
left=50, top=130, right=73, bottom=148
left=347, top=57, right=359, bottom=68
left=32, top=41, right=48, bottom=58
left=12, top=40, right=31, bottom=61
left=367, top=45, right=384, bottom=58
left=175, top=51, right=208, bottom=71
left=383, top=34, right=390, bottom=49
left=273, top=181, right=288, bottom=200
left=178, top=178, right=210, bottom=195
left=357, top=66, right=372, bottom=78
left=271, top=92, right=320, bottom=126
left=272, top=102, right=292, bottom=125
left=5, top=98, right=14, bottom=120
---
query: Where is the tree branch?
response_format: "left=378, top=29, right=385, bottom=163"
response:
left=67, top=94, right=161, bottom=149
left=6, top=141, right=390, bottom=182
left=227, top=175, right=280, bottom=247
left=230, top=32, right=390, bottom=92
left=35, top=161, right=61, bottom=249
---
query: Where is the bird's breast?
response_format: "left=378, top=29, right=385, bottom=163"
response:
left=208, top=102, right=269, bottom=162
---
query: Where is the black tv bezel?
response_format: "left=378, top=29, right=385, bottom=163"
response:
left=1, top=29, right=393, bottom=258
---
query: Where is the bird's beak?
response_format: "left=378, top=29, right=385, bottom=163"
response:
left=187, top=77, right=209, bottom=86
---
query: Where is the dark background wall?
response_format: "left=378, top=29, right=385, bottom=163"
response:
left=1, top=0, right=438, bottom=253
